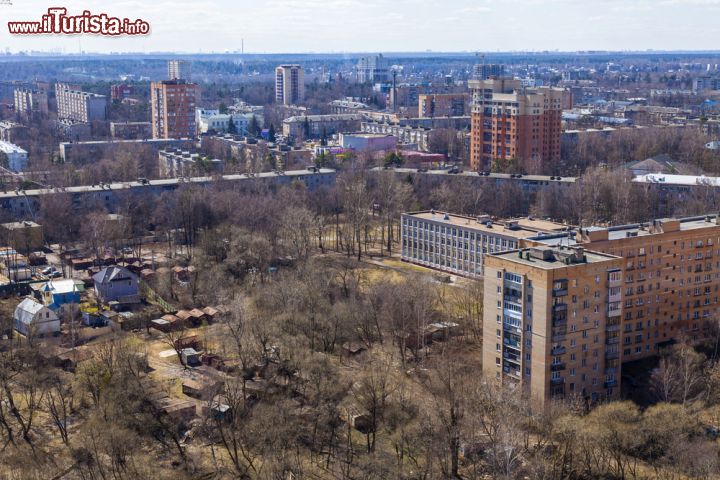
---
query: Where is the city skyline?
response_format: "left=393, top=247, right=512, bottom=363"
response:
left=2, top=0, right=720, bottom=54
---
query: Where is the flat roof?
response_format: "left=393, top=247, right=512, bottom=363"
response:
left=404, top=211, right=568, bottom=239
left=634, top=173, right=720, bottom=186
left=378, top=167, right=577, bottom=183
left=491, top=247, right=619, bottom=269
left=0, top=169, right=336, bottom=199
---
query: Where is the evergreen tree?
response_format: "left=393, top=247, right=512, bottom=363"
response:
left=303, top=116, right=310, bottom=138
left=248, top=115, right=259, bottom=136
left=320, top=127, right=327, bottom=146
left=228, top=116, right=237, bottom=134
left=268, top=124, right=276, bottom=142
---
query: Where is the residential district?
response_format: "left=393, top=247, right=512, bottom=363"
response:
left=2, top=51, right=720, bottom=478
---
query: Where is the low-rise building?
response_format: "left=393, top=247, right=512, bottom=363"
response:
left=361, top=122, right=431, bottom=151
left=0, top=141, right=28, bottom=172
left=14, top=297, right=60, bottom=337
left=56, top=120, right=92, bottom=142
left=401, top=211, right=569, bottom=277
left=110, top=121, right=152, bottom=140
left=339, top=132, right=398, bottom=152
left=0, top=121, right=29, bottom=144
left=158, top=148, right=223, bottom=178
left=0, top=221, right=43, bottom=252
left=196, top=109, right=261, bottom=135
left=92, top=266, right=140, bottom=305
left=283, top=114, right=363, bottom=139
left=59, top=138, right=195, bottom=163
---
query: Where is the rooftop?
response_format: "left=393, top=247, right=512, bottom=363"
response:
left=491, top=246, right=620, bottom=269
left=0, top=141, right=27, bottom=155
left=404, top=211, right=569, bottom=239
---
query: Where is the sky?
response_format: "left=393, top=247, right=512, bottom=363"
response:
left=1, top=0, right=720, bottom=54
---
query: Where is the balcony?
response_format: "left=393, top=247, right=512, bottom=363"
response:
left=552, top=317, right=567, bottom=328
left=503, top=323, right=521, bottom=335
left=605, top=324, right=621, bottom=332
left=605, top=351, right=620, bottom=360
left=550, top=346, right=566, bottom=356
left=503, top=337, right=520, bottom=348
left=606, top=337, right=620, bottom=345
left=552, top=287, right=568, bottom=297
left=550, top=363, right=566, bottom=372
left=552, top=303, right=567, bottom=313
left=503, top=351, right=521, bottom=363
left=604, top=379, right=618, bottom=388
left=550, top=377, right=565, bottom=385
left=551, top=334, right=566, bottom=343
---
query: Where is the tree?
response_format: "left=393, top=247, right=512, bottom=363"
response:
left=268, top=123, right=276, bottom=142
left=227, top=115, right=237, bottom=134
left=248, top=114, right=260, bottom=136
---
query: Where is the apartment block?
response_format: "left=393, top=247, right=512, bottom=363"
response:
left=400, top=211, right=568, bottom=277
left=469, top=78, right=568, bottom=173
left=473, top=63, right=505, bottom=80
left=356, top=54, right=389, bottom=84
left=168, top=60, right=191, bottom=81
left=110, top=121, right=152, bottom=140
left=275, top=65, right=304, bottom=105
left=482, top=246, right=623, bottom=410
left=150, top=80, right=200, bottom=139
left=282, top=114, right=363, bottom=139
left=55, top=83, right=107, bottom=123
left=110, top=83, right=133, bottom=101
left=418, top=93, right=470, bottom=118
left=527, top=215, right=720, bottom=362
left=14, top=88, right=48, bottom=117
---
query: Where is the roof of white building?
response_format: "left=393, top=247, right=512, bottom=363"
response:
left=0, top=141, right=27, bottom=155
left=14, top=297, right=55, bottom=325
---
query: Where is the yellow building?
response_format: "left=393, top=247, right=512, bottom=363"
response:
left=483, top=246, right=622, bottom=410
left=1, top=221, right=44, bottom=253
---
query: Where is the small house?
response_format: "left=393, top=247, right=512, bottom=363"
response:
left=181, top=347, right=201, bottom=366
left=92, top=265, right=139, bottom=305
left=14, top=297, right=60, bottom=337
left=39, top=278, right=84, bottom=310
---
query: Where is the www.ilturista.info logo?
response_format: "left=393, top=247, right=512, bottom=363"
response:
left=8, top=8, right=150, bottom=35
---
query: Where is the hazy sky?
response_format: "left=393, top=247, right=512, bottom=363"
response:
left=2, top=0, right=720, bottom=53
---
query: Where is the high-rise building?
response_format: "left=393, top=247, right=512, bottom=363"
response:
left=275, top=65, right=304, bottom=105
left=473, top=63, right=505, bottom=80
left=418, top=93, right=470, bottom=118
left=527, top=215, right=720, bottom=363
left=168, top=60, right=191, bottom=81
left=469, top=78, right=568, bottom=173
left=55, top=83, right=106, bottom=123
left=356, top=54, right=389, bottom=84
left=150, top=80, right=200, bottom=139
left=110, top=84, right=134, bottom=101
left=13, top=88, right=48, bottom=116
left=482, top=245, right=623, bottom=409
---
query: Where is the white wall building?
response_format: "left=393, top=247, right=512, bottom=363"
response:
left=195, top=109, right=261, bottom=135
left=14, top=297, right=60, bottom=337
left=0, top=140, right=28, bottom=172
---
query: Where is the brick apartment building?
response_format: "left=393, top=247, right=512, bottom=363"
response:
left=150, top=80, right=199, bottom=139
left=482, top=246, right=623, bottom=410
left=527, top=215, right=720, bottom=363
left=469, top=78, right=569, bottom=173
left=418, top=93, right=470, bottom=118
